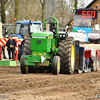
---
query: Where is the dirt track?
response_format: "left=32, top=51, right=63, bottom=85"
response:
left=0, top=66, right=100, bottom=100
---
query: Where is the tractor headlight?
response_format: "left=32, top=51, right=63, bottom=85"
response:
left=60, top=35, right=62, bottom=37
left=59, top=32, right=66, bottom=40
left=63, top=35, right=65, bottom=37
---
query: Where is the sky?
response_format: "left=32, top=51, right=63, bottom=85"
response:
left=84, top=0, right=93, bottom=6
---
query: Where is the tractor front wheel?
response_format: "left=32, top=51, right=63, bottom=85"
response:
left=20, top=55, right=28, bottom=74
left=52, top=56, right=60, bottom=75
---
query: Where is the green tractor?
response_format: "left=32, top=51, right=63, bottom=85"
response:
left=20, top=17, right=75, bottom=75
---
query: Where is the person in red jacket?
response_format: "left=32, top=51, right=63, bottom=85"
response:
left=6, top=36, right=16, bottom=59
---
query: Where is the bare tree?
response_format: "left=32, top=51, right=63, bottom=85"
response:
left=40, top=0, right=46, bottom=22
left=78, top=0, right=85, bottom=8
left=74, top=0, right=78, bottom=9
left=3, top=0, right=85, bottom=25
left=0, top=0, right=13, bottom=23
left=45, top=0, right=57, bottom=18
left=68, top=0, right=85, bottom=21
left=0, top=0, right=8, bottom=23
left=18, top=0, right=41, bottom=21
left=15, top=0, right=19, bottom=21
left=6, top=0, right=14, bottom=24
left=53, top=0, right=69, bottom=25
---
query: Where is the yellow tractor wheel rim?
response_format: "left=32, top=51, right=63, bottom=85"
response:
left=71, top=45, right=75, bottom=70
left=58, top=60, right=60, bottom=72
left=26, top=66, right=28, bottom=70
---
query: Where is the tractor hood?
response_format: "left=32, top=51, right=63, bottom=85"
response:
left=31, top=32, right=54, bottom=52
left=31, top=32, right=53, bottom=38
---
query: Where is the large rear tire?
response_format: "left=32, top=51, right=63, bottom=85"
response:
left=20, top=55, right=28, bottom=74
left=18, top=45, right=22, bottom=61
left=58, top=37, right=75, bottom=74
left=24, top=36, right=33, bottom=73
left=24, top=36, right=32, bottom=55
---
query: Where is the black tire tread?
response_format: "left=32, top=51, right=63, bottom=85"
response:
left=52, top=56, right=60, bottom=75
left=20, top=55, right=27, bottom=74
left=18, top=45, right=22, bottom=61
left=23, top=36, right=33, bottom=73
left=58, top=37, right=75, bottom=74
left=24, top=36, right=32, bottom=55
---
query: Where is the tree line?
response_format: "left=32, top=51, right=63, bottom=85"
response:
left=0, top=0, right=85, bottom=25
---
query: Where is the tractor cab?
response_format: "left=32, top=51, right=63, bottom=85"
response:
left=73, top=15, right=92, bottom=28
left=68, top=9, right=99, bottom=43
left=68, top=15, right=93, bottom=42
left=9, top=20, right=42, bottom=39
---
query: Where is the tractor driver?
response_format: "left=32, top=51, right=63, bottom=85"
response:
left=52, top=24, right=57, bottom=39
left=6, top=36, right=16, bottom=59
left=79, top=19, right=88, bottom=27
left=49, top=22, right=57, bottom=39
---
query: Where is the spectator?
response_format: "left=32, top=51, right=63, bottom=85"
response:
left=6, top=36, right=16, bottom=59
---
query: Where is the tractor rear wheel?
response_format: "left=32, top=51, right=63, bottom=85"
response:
left=24, top=36, right=32, bottom=55
left=18, top=45, right=22, bottom=61
left=52, top=56, right=60, bottom=75
left=20, top=55, right=28, bottom=74
left=58, top=37, right=75, bottom=74
left=24, top=36, right=33, bottom=72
